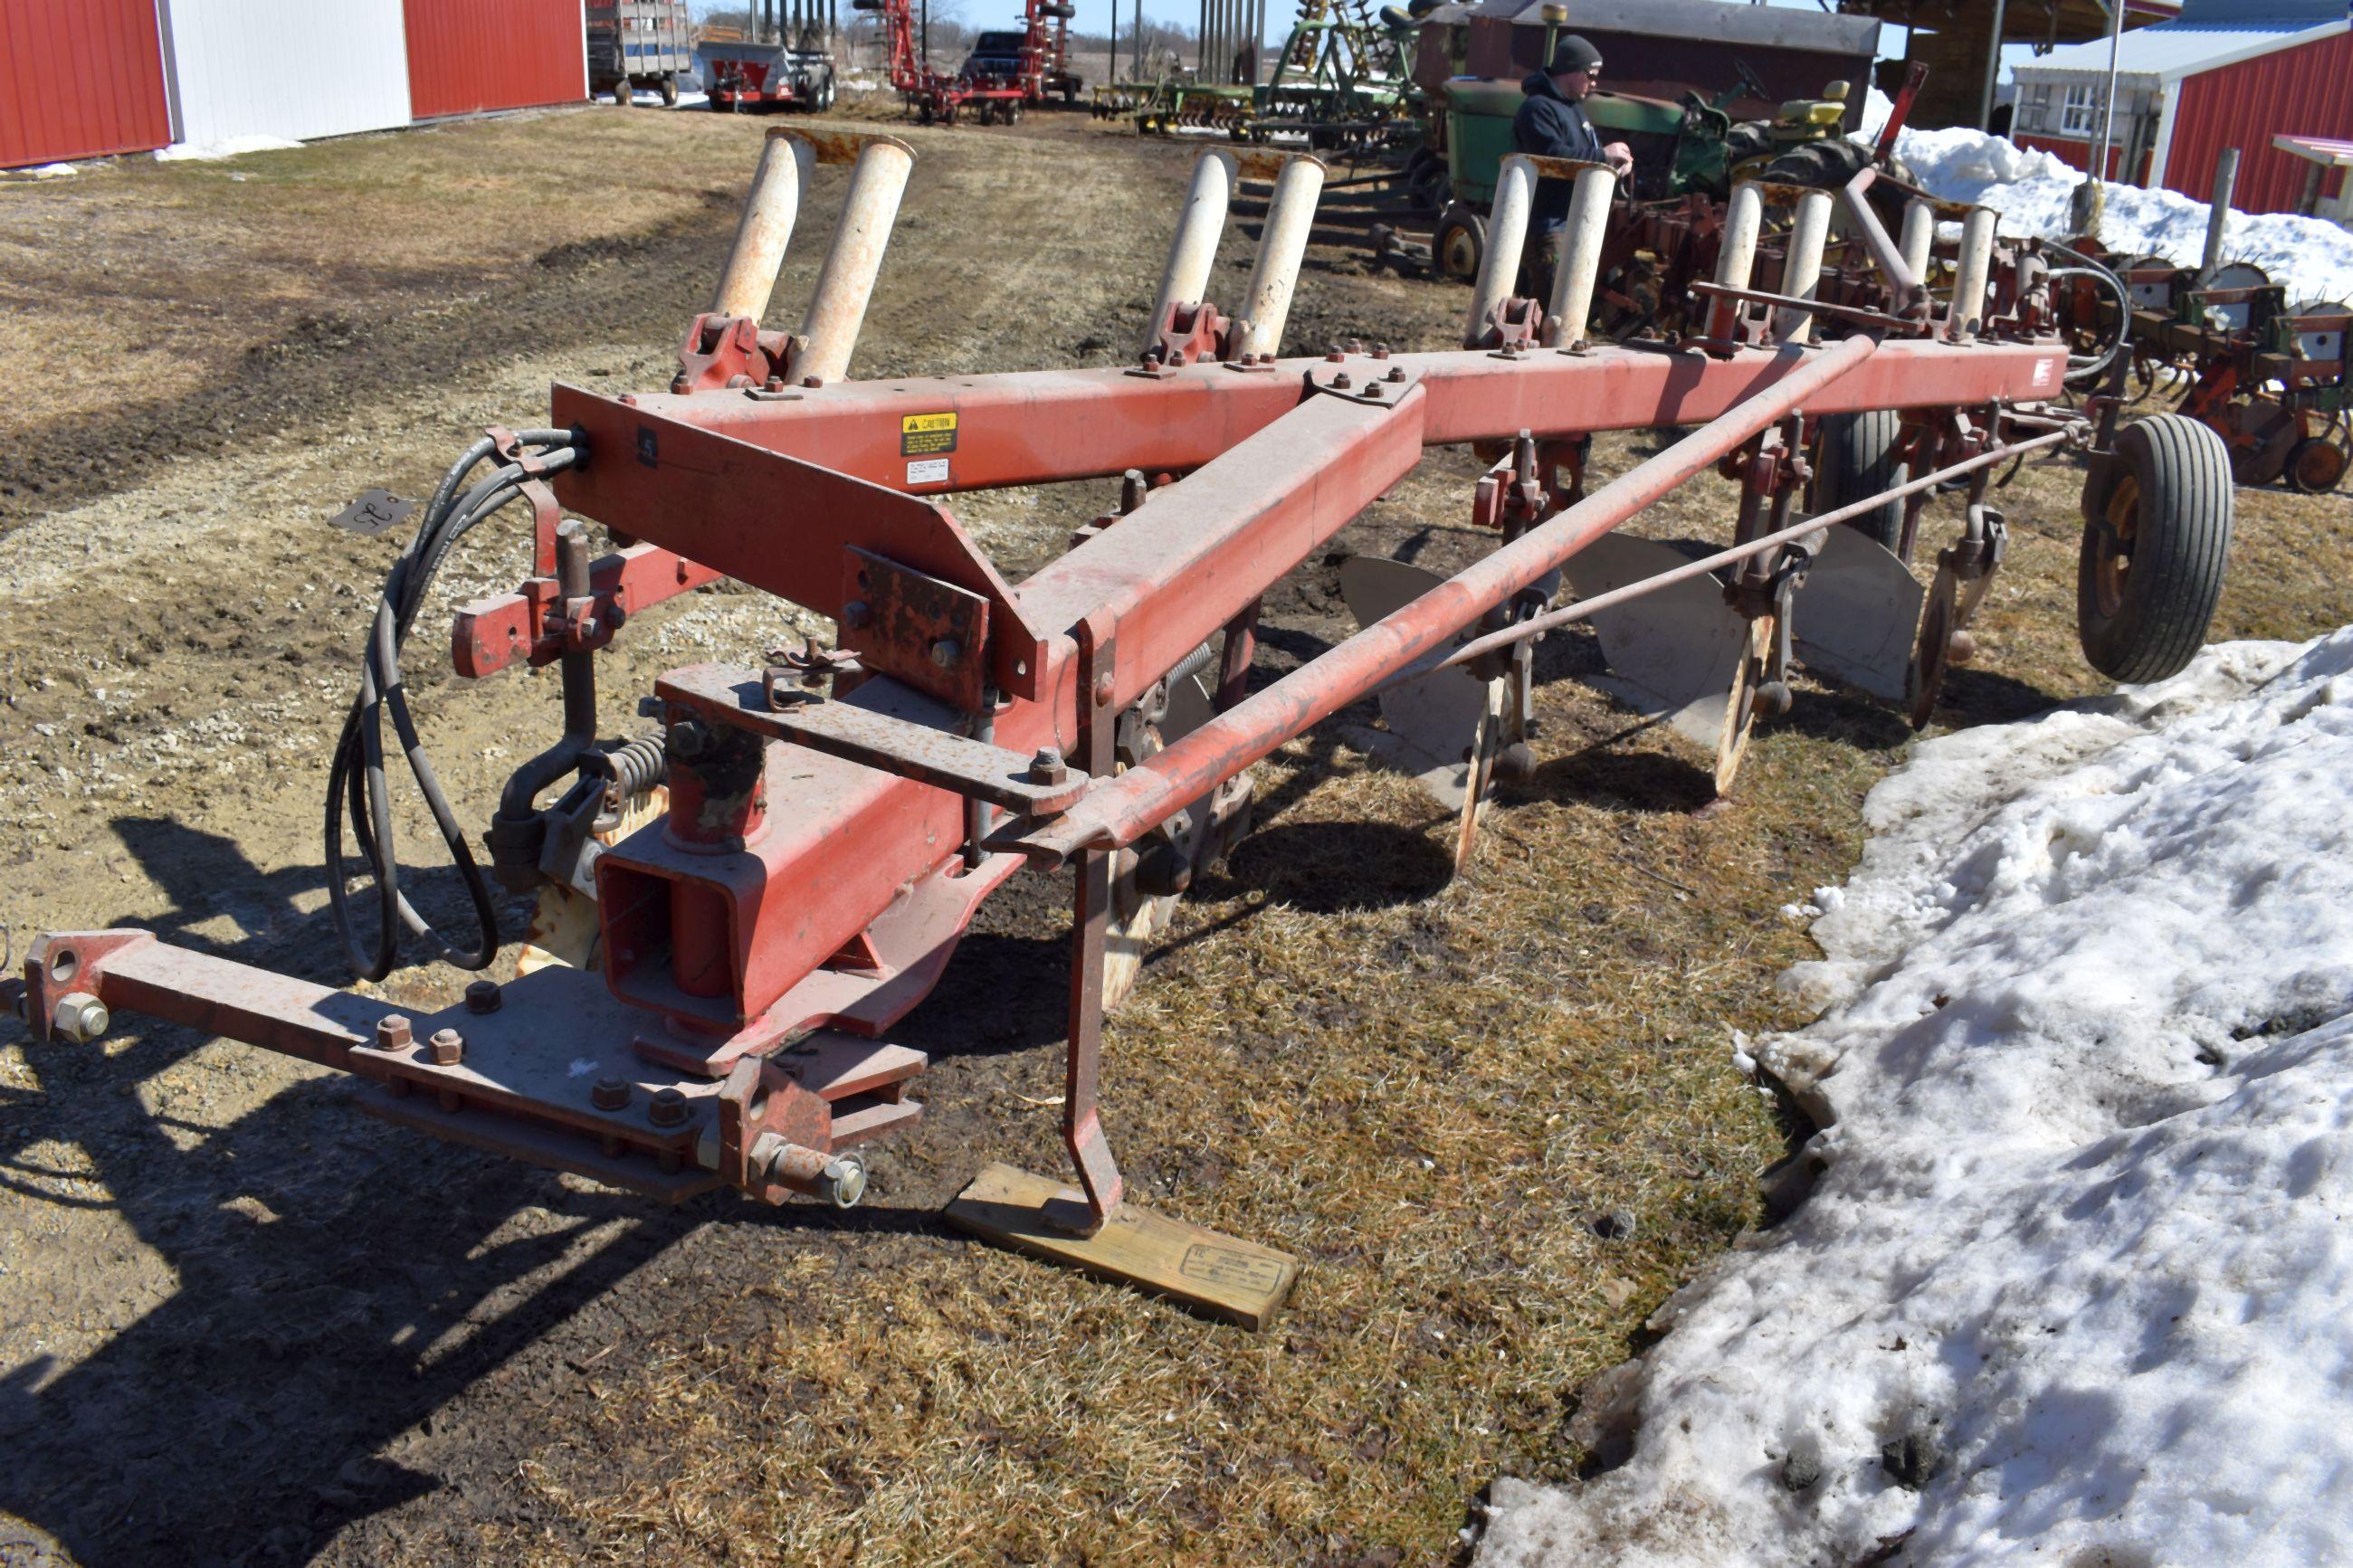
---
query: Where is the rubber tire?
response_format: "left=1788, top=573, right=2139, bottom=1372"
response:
left=1762, top=138, right=1866, bottom=189
left=1434, top=201, right=1485, bottom=284
left=614, top=80, right=634, bottom=107
left=660, top=74, right=680, bottom=107
left=2077, top=414, right=2234, bottom=684
left=1815, top=409, right=1905, bottom=552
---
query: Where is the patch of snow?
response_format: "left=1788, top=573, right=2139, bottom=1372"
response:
left=672, top=90, right=711, bottom=109
left=1894, top=124, right=2353, bottom=305
left=1479, top=631, right=2353, bottom=1566
left=9, top=162, right=80, bottom=180
left=155, top=135, right=305, bottom=163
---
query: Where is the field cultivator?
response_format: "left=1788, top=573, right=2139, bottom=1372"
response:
left=2059, top=254, right=2349, bottom=495
left=5, top=130, right=2235, bottom=1325
left=853, top=0, right=1075, bottom=125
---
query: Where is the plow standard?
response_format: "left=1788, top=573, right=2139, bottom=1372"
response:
left=5, top=130, right=2234, bottom=1324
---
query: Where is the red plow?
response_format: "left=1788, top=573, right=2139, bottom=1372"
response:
left=6, top=131, right=2234, bottom=1323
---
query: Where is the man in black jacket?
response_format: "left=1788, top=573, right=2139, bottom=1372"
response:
left=1510, top=33, right=1634, bottom=300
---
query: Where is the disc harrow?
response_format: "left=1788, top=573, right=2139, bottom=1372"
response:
left=5, top=129, right=2235, bottom=1322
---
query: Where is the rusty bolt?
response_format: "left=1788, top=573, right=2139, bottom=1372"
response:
left=929, top=638, right=961, bottom=669
left=1330, top=372, right=1351, bottom=389
left=428, top=1028, right=464, bottom=1066
left=1386, top=366, right=1406, bottom=383
left=1364, top=382, right=1384, bottom=399
left=648, top=1087, right=691, bottom=1127
left=841, top=599, right=872, bottom=630
left=1030, top=746, right=1068, bottom=784
left=464, top=980, right=501, bottom=1015
left=1373, top=342, right=1392, bottom=359
left=375, top=1013, right=414, bottom=1052
left=591, top=1076, right=633, bottom=1111
left=50, top=992, right=110, bottom=1044
left=668, top=718, right=711, bottom=759
left=1093, top=670, right=1116, bottom=705
left=1325, top=345, right=1345, bottom=362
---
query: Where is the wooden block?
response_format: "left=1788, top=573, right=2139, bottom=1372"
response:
left=944, top=1163, right=1300, bottom=1330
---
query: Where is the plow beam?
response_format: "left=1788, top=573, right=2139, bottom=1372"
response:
left=1020, top=334, right=1881, bottom=860
left=1234, top=156, right=1326, bottom=361
left=795, top=135, right=916, bottom=385
left=1145, top=149, right=1240, bottom=357
left=712, top=132, right=817, bottom=322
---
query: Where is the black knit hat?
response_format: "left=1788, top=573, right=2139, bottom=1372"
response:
left=1547, top=33, right=1602, bottom=73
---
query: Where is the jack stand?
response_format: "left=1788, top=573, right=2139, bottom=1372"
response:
left=945, top=611, right=1300, bottom=1328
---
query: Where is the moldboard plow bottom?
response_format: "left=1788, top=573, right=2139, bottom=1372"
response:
left=5, top=130, right=2235, bottom=1326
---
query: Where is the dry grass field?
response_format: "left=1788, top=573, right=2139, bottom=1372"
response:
left=0, top=104, right=2347, bottom=1565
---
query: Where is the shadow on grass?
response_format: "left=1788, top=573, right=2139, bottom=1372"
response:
left=0, top=814, right=951, bottom=1565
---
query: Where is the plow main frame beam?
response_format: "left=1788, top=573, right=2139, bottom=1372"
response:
left=22, top=326, right=2082, bottom=1212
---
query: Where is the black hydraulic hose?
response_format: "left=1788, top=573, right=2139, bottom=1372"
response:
left=324, top=431, right=579, bottom=982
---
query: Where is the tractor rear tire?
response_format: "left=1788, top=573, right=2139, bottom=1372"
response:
left=1814, top=409, right=1906, bottom=553
left=2077, top=413, right=2234, bottom=684
left=1434, top=201, right=1485, bottom=284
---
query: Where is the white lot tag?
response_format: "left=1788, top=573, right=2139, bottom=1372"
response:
left=907, top=457, right=950, bottom=485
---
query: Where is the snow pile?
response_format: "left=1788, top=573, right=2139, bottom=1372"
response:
left=154, top=135, right=304, bottom=163
left=1479, top=631, right=2353, bottom=1565
left=1895, top=123, right=2353, bottom=305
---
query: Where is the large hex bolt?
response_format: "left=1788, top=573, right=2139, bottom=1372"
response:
left=427, top=1028, right=464, bottom=1066
left=817, top=1153, right=867, bottom=1209
left=375, top=1014, right=414, bottom=1052
left=50, top=992, right=110, bottom=1044
left=647, top=1087, right=691, bottom=1127
left=463, top=980, right=501, bottom=1015
left=1030, top=746, right=1068, bottom=784
left=591, top=1076, right=633, bottom=1111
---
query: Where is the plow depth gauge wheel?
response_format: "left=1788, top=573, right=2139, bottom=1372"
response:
left=2078, top=414, right=2234, bottom=684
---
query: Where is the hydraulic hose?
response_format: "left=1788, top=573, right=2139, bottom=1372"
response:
left=324, top=430, right=581, bottom=983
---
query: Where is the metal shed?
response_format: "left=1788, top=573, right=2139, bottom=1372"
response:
left=157, top=0, right=413, bottom=149
left=405, top=0, right=588, bottom=120
left=0, top=0, right=174, bottom=168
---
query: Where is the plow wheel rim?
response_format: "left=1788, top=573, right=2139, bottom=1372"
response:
left=2093, top=474, right=2139, bottom=622
left=1712, top=613, right=1771, bottom=796
left=2290, top=436, right=2348, bottom=495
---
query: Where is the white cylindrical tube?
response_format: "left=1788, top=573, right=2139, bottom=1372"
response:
left=1465, top=155, right=1538, bottom=347
left=1145, top=148, right=1239, bottom=354
left=1899, top=199, right=1934, bottom=286
left=1546, top=165, right=1617, bottom=347
left=1707, top=181, right=1764, bottom=341
left=1234, top=155, right=1326, bottom=359
left=1773, top=188, right=1834, bottom=345
left=713, top=133, right=817, bottom=321
left=1948, top=206, right=1997, bottom=342
left=794, top=136, right=916, bottom=385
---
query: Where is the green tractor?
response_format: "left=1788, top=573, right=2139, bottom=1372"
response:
left=1380, top=75, right=1887, bottom=284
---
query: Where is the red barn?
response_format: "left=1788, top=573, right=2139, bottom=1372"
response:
left=2008, top=0, right=2353, bottom=214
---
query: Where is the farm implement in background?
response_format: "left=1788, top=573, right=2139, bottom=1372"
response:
left=2058, top=253, right=2349, bottom=495
left=6, top=127, right=2234, bottom=1326
left=854, top=0, right=1078, bottom=125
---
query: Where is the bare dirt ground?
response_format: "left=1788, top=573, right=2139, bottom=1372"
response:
left=1, top=106, right=2348, bottom=1567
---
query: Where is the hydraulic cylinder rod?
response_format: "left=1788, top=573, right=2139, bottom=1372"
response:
left=1021, top=332, right=1881, bottom=860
